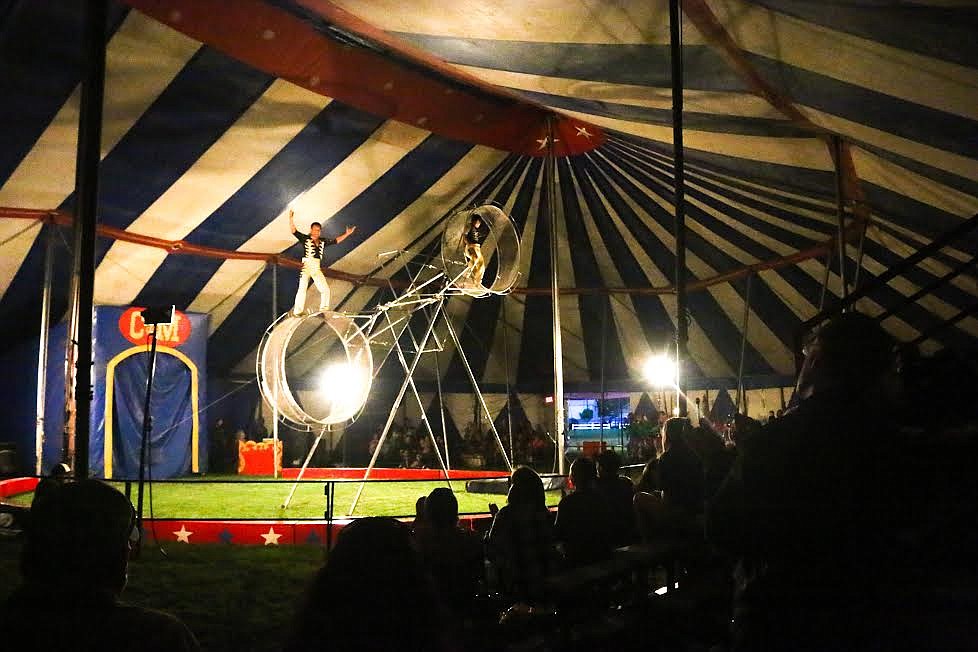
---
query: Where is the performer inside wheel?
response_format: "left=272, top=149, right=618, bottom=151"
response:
left=459, top=212, right=490, bottom=287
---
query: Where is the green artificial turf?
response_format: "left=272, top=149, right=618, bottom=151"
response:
left=0, top=539, right=324, bottom=652
left=6, top=474, right=561, bottom=519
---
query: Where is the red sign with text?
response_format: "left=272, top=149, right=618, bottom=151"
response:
left=118, top=307, right=192, bottom=347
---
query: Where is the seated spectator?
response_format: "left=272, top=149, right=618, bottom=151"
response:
left=684, top=425, right=736, bottom=501
left=286, top=517, right=450, bottom=652
left=487, top=466, right=556, bottom=603
left=413, top=488, right=484, bottom=618
left=1, top=479, right=199, bottom=651
left=555, top=457, right=614, bottom=567
left=635, top=458, right=659, bottom=494
left=708, top=313, right=909, bottom=652
left=634, top=417, right=704, bottom=542
left=595, top=449, right=638, bottom=545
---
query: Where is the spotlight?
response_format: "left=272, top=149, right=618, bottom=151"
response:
left=318, top=361, right=369, bottom=422
left=643, top=354, right=676, bottom=387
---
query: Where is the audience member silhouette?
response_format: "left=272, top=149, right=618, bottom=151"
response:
left=1, top=479, right=199, bottom=651
left=486, top=466, right=556, bottom=603
left=286, top=517, right=450, bottom=652
left=554, top=457, right=614, bottom=567
left=413, top=488, right=484, bottom=618
left=595, top=449, right=638, bottom=545
left=708, top=313, right=908, bottom=651
left=634, top=417, right=704, bottom=542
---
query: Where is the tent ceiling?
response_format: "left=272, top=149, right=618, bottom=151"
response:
left=0, top=0, right=975, bottom=391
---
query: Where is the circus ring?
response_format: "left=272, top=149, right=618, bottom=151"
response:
left=0, top=469, right=564, bottom=546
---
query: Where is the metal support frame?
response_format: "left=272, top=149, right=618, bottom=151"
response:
left=35, top=225, right=54, bottom=474
left=669, top=0, right=689, bottom=417
left=382, top=310, right=452, bottom=478
left=736, top=273, right=753, bottom=414
left=443, top=315, right=513, bottom=473
left=502, top=295, right=514, bottom=463
left=348, top=299, right=446, bottom=515
left=833, top=135, right=850, bottom=304
left=66, top=0, right=108, bottom=478
left=271, top=262, right=280, bottom=477
left=545, top=116, right=567, bottom=474
left=135, top=329, right=159, bottom=539
left=282, top=425, right=329, bottom=509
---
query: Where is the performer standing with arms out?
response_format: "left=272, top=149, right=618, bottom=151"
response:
left=289, top=209, right=355, bottom=316
left=460, top=212, right=490, bottom=287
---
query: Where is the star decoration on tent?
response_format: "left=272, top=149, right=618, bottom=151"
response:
left=218, top=529, right=234, bottom=544
left=305, top=530, right=321, bottom=545
left=260, top=526, right=282, bottom=545
left=575, top=126, right=594, bottom=139
left=173, top=525, right=193, bottom=543
left=536, top=136, right=559, bottom=151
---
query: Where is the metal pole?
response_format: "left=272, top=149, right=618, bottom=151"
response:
left=35, top=225, right=55, bottom=475
left=384, top=311, right=452, bottom=484
left=434, top=345, right=450, bottom=471
left=502, top=296, right=514, bottom=463
left=443, top=315, right=513, bottom=472
left=349, top=300, right=446, bottom=515
left=818, top=250, right=833, bottom=312
left=546, top=116, right=566, bottom=475
left=833, top=135, right=850, bottom=306
left=736, top=274, right=753, bottom=414
left=271, top=262, right=280, bottom=477
left=852, top=216, right=869, bottom=291
left=282, top=425, right=328, bottom=509
left=669, top=0, right=689, bottom=418
left=67, top=0, right=107, bottom=478
left=599, top=301, right=607, bottom=447
left=136, top=330, right=159, bottom=535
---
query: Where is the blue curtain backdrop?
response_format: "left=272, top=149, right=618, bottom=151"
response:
left=110, top=352, right=194, bottom=479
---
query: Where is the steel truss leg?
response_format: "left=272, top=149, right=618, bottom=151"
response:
left=348, top=300, right=446, bottom=515
left=443, top=314, right=513, bottom=472
left=282, top=425, right=328, bottom=509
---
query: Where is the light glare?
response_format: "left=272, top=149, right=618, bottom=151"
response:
left=643, top=354, right=676, bottom=387
left=319, top=362, right=368, bottom=420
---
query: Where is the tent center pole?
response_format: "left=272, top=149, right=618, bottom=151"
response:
left=669, top=0, right=689, bottom=418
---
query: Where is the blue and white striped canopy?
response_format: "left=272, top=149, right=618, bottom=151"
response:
left=1, top=1, right=976, bottom=393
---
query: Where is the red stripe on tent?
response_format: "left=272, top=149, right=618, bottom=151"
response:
left=120, top=0, right=604, bottom=156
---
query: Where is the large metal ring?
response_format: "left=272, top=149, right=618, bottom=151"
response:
left=440, top=204, right=521, bottom=297
left=257, top=310, right=373, bottom=429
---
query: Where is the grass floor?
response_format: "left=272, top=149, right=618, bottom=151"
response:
left=0, top=539, right=324, bottom=652
left=6, top=474, right=562, bottom=519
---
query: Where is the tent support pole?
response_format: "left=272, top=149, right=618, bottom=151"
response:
left=833, top=135, right=850, bottom=306
left=271, top=262, right=280, bottom=477
left=545, top=116, right=566, bottom=474
left=502, top=296, right=514, bottom=464
left=434, top=344, right=450, bottom=471
left=35, top=225, right=54, bottom=475
left=66, top=0, right=107, bottom=479
left=599, top=301, right=607, bottom=447
left=669, top=0, right=689, bottom=417
left=736, top=273, right=753, bottom=414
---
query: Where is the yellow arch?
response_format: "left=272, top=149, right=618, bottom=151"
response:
left=103, top=345, right=200, bottom=478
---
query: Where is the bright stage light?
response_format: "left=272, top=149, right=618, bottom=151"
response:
left=643, top=354, right=677, bottom=387
left=318, top=361, right=369, bottom=421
